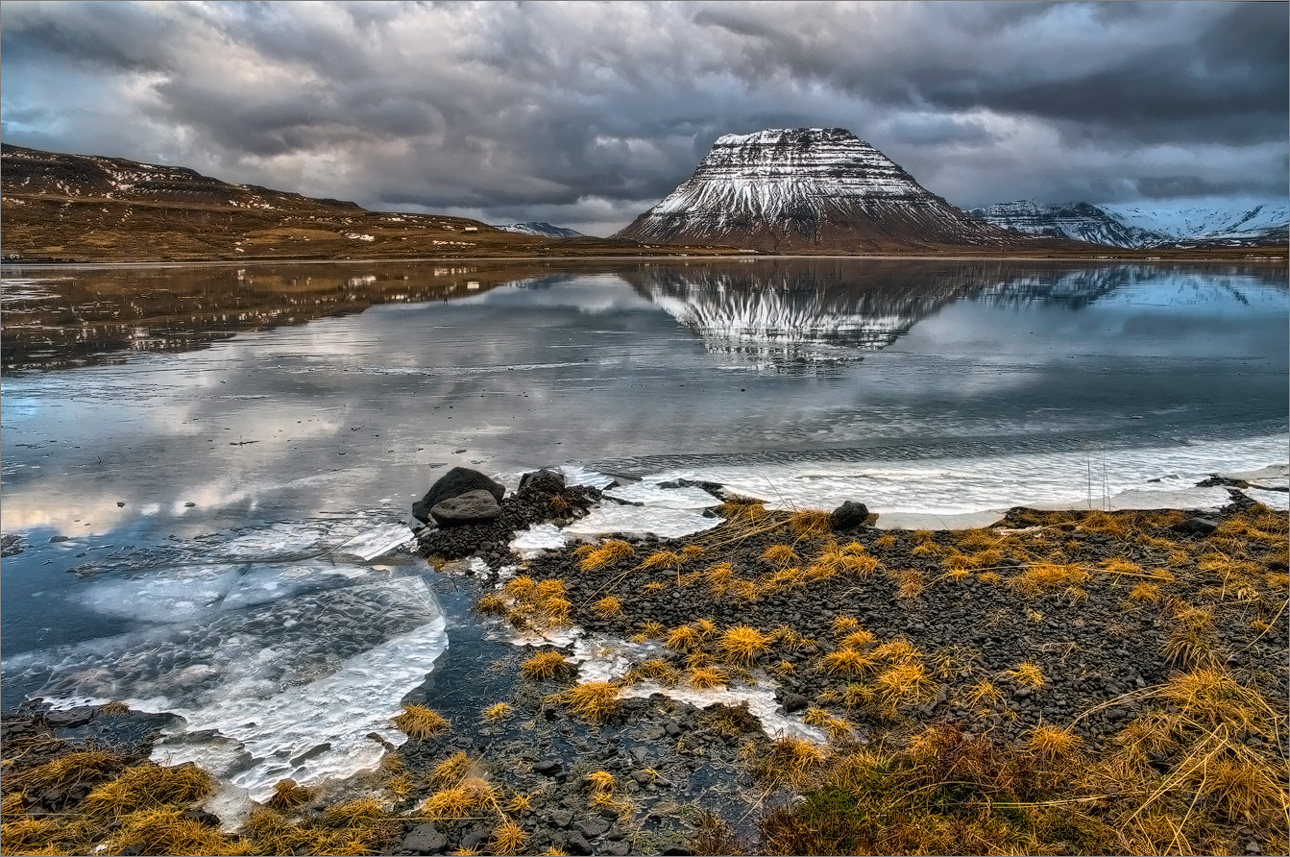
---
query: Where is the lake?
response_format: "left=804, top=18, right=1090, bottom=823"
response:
left=1, top=257, right=1286, bottom=800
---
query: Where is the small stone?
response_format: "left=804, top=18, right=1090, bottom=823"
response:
left=534, top=759, right=562, bottom=776
left=550, top=809, right=573, bottom=828
left=781, top=692, right=809, bottom=713
left=563, top=832, right=592, bottom=855
left=1246, top=841, right=1261, bottom=854
left=577, top=816, right=611, bottom=838
left=430, top=490, right=503, bottom=526
left=1172, top=517, right=1219, bottom=536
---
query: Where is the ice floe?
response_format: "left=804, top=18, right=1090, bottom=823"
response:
left=336, top=523, right=414, bottom=561
left=563, top=504, right=722, bottom=539
left=509, top=523, right=567, bottom=557
left=603, top=481, right=720, bottom=509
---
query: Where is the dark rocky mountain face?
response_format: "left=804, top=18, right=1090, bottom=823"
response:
left=494, top=222, right=584, bottom=238
left=613, top=128, right=1019, bottom=252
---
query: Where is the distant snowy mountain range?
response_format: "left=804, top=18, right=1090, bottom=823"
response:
left=493, top=221, right=583, bottom=238
left=971, top=200, right=1288, bottom=249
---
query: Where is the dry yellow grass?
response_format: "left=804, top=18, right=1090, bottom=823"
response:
left=687, top=667, right=728, bottom=689
left=664, top=625, right=700, bottom=651
left=520, top=650, right=573, bottom=681
left=475, top=593, right=508, bottom=614
left=482, top=702, right=513, bottom=722
left=1006, top=662, right=1045, bottom=688
left=831, top=616, right=860, bottom=634
left=822, top=648, right=874, bottom=675
left=578, top=540, right=634, bottom=571
left=584, top=770, right=615, bottom=793
left=1129, top=582, right=1161, bottom=602
left=393, top=704, right=449, bottom=740
left=1028, top=725, right=1083, bottom=758
left=1010, top=563, right=1090, bottom=595
left=640, top=550, right=684, bottom=570
left=265, top=778, right=312, bottom=811
left=81, top=763, right=212, bottom=817
left=720, top=624, right=770, bottom=665
left=839, top=630, right=875, bottom=650
left=591, top=596, right=624, bottom=618
left=897, top=569, right=925, bottom=599
left=788, top=509, right=833, bottom=538
left=562, top=682, right=620, bottom=723
left=760, top=544, right=799, bottom=566
left=875, top=663, right=933, bottom=707
left=491, top=820, right=528, bottom=855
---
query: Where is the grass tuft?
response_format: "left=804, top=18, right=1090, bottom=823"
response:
left=393, top=704, right=449, bottom=740
left=720, top=625, right=770, bottom=665
left=82, top=763, right=212, bottom=818
left=265, top=778, right=312, bottom=811
left=561, top=682, right=620, bottom=723
left=591, top=596, right=624, bottom=618
left=579, top=540, right=634, bottom=571
left=520, top=650, right=574, bottom=682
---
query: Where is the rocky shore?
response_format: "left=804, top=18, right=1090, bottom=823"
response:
left=3, top=467, right=1286, bottom=856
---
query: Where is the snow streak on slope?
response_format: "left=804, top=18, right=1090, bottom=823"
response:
left=970, top=201, right=1168, bottom=249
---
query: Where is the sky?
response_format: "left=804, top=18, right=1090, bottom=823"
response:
left=1, top=0, right=1286, bottom=236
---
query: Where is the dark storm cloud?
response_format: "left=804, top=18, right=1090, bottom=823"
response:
left=1, top=1, right=1285, bottom=234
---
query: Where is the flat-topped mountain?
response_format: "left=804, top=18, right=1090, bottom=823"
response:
left=614, top=128, right=1018, bottom=252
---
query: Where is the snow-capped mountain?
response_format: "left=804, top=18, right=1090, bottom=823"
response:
left=969, top=201, right=1168, bottom=249
left=974, top=198, right=1288, bottom=249
left=614, top=128, right=1016, bottom=252
left=493, top=221, right=583, bottom=238
left=1101, top=202, right=1288, bottom=247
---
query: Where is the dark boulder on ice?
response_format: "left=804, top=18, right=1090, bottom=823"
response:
left=413, top=467, right=505, bottom=523
left=519, top=468, right=566, bottom=494
left=830, top=500, right=870, bottom=531
left=1172, top=516, right=1219, bottom=537
left=430, top=489, right=503, bottom=526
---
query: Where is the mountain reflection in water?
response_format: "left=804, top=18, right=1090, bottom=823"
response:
left=2, top=258, right=1284, bottom=373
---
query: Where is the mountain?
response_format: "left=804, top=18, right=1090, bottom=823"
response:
left=974, top=199, right=1288, bottom=249
left=969, top=201, right=1168, bottom=249
left=493, top=222, right=584, bottom=238
left=0, top=144, right=709, bottom=263
left=1101, top=202, right=1288, bottom=248
left=613, top=128, right=1020, bottom=252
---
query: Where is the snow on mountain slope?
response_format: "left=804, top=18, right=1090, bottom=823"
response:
left=614, top=128, right=1019, bottom=253
left=493, top=221, right=583, bottom=238
left=969, top=201, right=1168, bottom=249
left=1102, top=201, right=1288, bottom=244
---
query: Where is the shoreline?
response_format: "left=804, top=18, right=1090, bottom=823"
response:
left=4, top=472, right=1287, bottom=855
left=3, top=249, right=1288, bottom=271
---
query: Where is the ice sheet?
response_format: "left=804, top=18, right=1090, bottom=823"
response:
left=509, top=523, right=567, bottom=556
left=648, top=434, right=1288, bottom=519
left=559, top=464, right=618, bottom=490
left=1219, top=463, right=1290, bottom=491
left=562, top=504, right=723, bottom=539
left=604, top=482, right=720, bottom=509
left=336, top=524, right=414, bottom=561
left=1247, top=488, right=1290, bottom=511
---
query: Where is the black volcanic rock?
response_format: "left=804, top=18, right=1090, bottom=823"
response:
left=412, top=467, right=505, bottom=523
left=613, top=128, right=1019, bottom=252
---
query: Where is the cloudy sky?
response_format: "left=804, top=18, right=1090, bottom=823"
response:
left=2, top=1, right=1286, bottom=235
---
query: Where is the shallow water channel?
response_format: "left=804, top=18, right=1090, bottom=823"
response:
left=2, top=257, right=1286, bottom=806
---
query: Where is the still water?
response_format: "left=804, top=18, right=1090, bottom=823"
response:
left=1, top=258, right=1286, bottom=797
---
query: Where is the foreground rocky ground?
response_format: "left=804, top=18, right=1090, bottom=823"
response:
left=3, top=486, right=1286, bottom=856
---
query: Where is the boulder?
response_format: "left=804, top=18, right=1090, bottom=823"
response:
left=519, top=468, right=566, bottom=493
left=401, top=823, right=449, bottom=854
left=830, top=500, right=870, bottom=531
left=1172, top=517, right=1219, bottom=537
left=430, top=490, right=502, bottom=527
left=412, top=467, right=505, bottom=523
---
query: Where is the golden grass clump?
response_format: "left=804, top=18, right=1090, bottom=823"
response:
left=475, top=592, right=509, bottom=614
left=1079, top=510, right=1130, bottom=540
left=591, top=596, right=624, bottom=618
left=1128, top=582, right=1161, bottom=602
left=802, top=707, right=833, bottom=727
left=963, top=680, right=1003, bottom=709
left=822, top=648, right=875, bottom=676
left=393, top=704, right=449, bottom=740
left=664, top=625, right=701, bottom=652
left=875, top=663, right=933, bottom=708
left=265, top=778, right=313, bottom=811
left=578, top=540, right=634, bottom=571
left=641, top=581, right=668, bottom=596
left=503, top=576, right=536, bottom=597
left=681, top=544, right=707, bottom=559
left=896, top=569, right=925, bottom=599
left=716, top=495, right=772, bottom=522
left=872, top=638, right=919, bottom=663
left=7, top=749, right=128, bottom=794
left=752, top=736, right=824, bottom=785
left=98, top=700, right=130, bottom=716
left=562, top=681, right=620, bottom=723
left=760, top=544, right=800, bottom=566
left=491, top=819, right=529, bottom=855
left=720, top=624, right=770, bottom=665
left=978, top=571, right=1002, bottom=585
left=640, top=550, right=684, bottom=570
left=638, top=658, right=680, bottom=685
left=831, top=616, right=860, bottom=634
left=322, top=797, right=384, bottom=826
left=636, top=620, right=666, bottom=638
left=81, top=763, right=212, bottom=817
left=874, top=533, right=898, bottom=549
left=482, top=702, right=513, bottom=722
left=840, top=629, right=875, bottom=650
left=421, top=787, right=481, bottom=821
left=1028, top=725, right=1083, bottom=758
left=788, top=509, right=833, bottom=538
left=1164, top=605, right=1218, bottom=667
left=534, top=579, right=567, bottom=599
left=584, top=771, right=616, bottom=793
left=1010, top=563, right=1089, bottom=595
left=520, top=650, right=573, bottom=681
left=105, top=807, right=245, bottom=856
left=687, top=667, right=728, bottom=689
left=1006, top=662, right=1045, bottom=688
left=431, top=752, right=476, bottom=788
left=386, top=772, right=415, bottom=800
